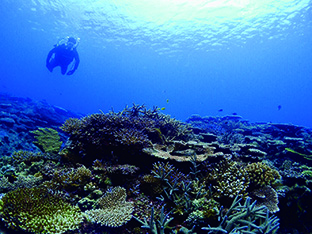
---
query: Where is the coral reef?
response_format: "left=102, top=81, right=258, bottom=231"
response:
left=143, top=141, right=213, bottom=162
left=60, top=104, right=193, bottom=164
left=0, top=174, right=42, bottom=193
left=0, top=187, right=84, bottom=233
left=12, top=150, right=60, bottom=164
left=2, top=97, right=312, bottom=233
left=134, top=206, right=173, bottom=234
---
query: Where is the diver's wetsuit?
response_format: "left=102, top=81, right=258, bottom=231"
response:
left=46, top=44, right=80, bottom=75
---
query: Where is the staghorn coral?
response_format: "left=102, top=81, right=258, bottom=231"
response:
left=141, top=174, right=164, bottom=195
left=202, top=196, right=279, bottom=233
left=30, top=127, right=63, bottom=154
left=151, top=161, right=189, bottom=188
left=246, top=161, right=281, bottom=189
left=134, top=205, right=173, bottom=234
left=85, top=186, right=134, bottom=227
left=0, top=187, right=84, bottom=233
left=132, top=194, right=165, bottom=223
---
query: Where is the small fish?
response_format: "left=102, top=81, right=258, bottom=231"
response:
left=218, top=109, right=223, bottom=112
left=278, top=105, right=282, bottom=111
left=232, top=113, right=237, bottom=115
left=166, top=99, right=169, bottom=103
left=160, top=107, right=166, bottom=111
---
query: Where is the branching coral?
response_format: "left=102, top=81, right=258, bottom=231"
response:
left=85, top=186, right=134, bottom=227
left=134, top=206, right=173, bottom=234
left=93, top=159, right=140, bottom=175
left=0, top=187, right=84, bottom=233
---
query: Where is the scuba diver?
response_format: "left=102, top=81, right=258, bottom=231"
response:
left=46, top=36, right=80, bottom=75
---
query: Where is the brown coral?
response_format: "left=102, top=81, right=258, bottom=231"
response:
left=245, top=161, right=281, bottom=188
left=143, top=141, right=212, bottom=162
left=47, top=165, right=92, bottom=191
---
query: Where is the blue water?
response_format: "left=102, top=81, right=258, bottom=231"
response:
left=1, top=0, right=312, bottom=127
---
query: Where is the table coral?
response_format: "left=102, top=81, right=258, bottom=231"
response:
left=251, top=185, right=280, bottom=213
left=85, top=186, right=134, bottom=227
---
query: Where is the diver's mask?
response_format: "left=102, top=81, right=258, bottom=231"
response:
left=66, top=41, right=75, bottom=50
left=55, top=36, right=80, bottom=49
left=64, top=37, right=80, bottom=50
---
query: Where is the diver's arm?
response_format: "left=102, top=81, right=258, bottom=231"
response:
left=46, top=47, right=56, bottom=65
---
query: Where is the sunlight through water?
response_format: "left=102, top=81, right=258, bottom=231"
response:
left=17, top=0, right=312, bottom=53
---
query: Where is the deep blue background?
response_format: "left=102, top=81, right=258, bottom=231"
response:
left=1, top=1, right=312, bottom=127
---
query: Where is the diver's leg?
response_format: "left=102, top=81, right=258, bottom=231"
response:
left=60, top=65, right=68, bottom=75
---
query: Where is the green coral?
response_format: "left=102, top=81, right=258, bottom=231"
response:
left=0, top=187, right=84, bottom=233
left=302, top=170, right=312, bottom=178
left=30, top=127, right=62, bottom=154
